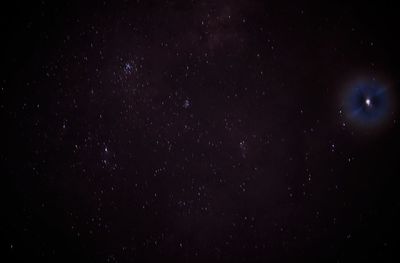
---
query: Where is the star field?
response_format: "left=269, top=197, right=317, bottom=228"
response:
left=3, top=1, right=400, bottom=262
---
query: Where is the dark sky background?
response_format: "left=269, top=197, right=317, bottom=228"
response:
left=2, top=0, right=400, bottom=262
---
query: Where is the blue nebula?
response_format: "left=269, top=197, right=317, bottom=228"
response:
left=344, top=80, right=390, bottom=127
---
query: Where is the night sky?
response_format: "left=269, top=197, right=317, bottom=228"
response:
left=3, top=1, right=400, bottom=262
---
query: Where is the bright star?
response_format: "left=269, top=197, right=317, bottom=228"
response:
left=365, top=98, right=371, bottom=107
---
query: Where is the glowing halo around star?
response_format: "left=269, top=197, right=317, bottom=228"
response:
left=342, top=78, right=392, bottom=129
